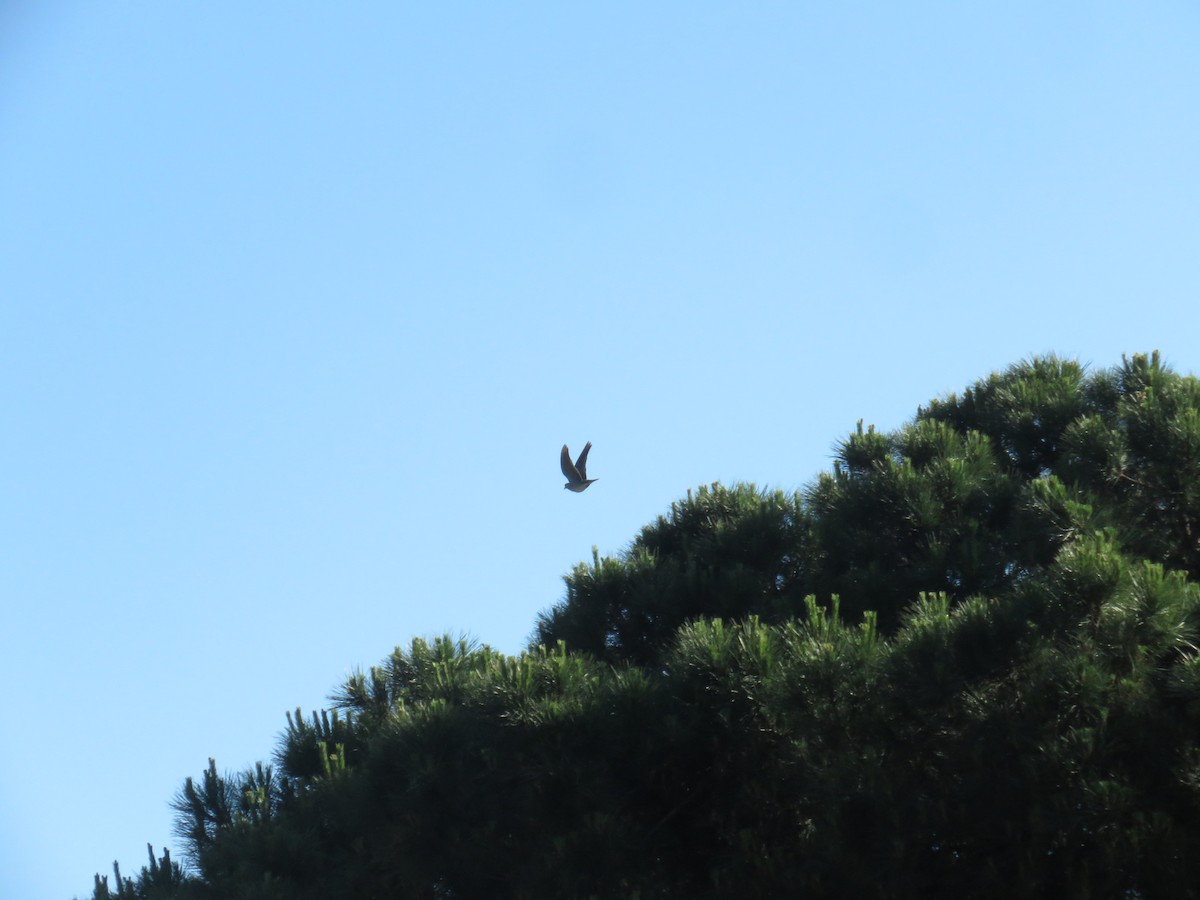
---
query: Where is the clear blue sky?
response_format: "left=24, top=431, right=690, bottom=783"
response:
left=2, top=4, right=1198, bottom=897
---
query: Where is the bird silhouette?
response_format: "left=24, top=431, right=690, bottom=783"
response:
left=561, top=442, right=597, bottom=492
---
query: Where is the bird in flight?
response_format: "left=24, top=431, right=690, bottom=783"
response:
left=561, top=442, right=597, bottom=492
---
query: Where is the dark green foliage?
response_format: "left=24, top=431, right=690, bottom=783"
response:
left=927, top=351, right=1200, bottom=578
left=806, top=418, right=1032, bottom=631
left=87, top=845, right=188, bottom=900
left=81, top=353, right=1200, bottom=899
left=534, top=483, right=808, bottom=664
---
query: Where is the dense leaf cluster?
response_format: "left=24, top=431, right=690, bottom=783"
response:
left=82, top=354, right=1200, bottom=899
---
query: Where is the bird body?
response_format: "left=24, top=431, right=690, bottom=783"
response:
left=561, top=442, right=597, bottom=492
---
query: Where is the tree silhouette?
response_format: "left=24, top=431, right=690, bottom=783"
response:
left=79, top=353, right=1200, bottom=899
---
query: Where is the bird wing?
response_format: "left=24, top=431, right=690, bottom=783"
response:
left=561, top=444, right=582, bottom=483
left=574, top=441, right=592, bottom=480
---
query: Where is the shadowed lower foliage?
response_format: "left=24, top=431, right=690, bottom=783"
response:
left=81, top=354, right=1200, bottom=899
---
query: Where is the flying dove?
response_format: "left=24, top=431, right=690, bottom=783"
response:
left=561, top=442, right=597, bottom=492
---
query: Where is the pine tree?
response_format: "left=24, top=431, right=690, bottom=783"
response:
left=79, top=353, right=1200, bottom=899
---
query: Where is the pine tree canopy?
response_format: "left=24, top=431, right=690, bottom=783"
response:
left=79, top=353, right=1200, bottom=899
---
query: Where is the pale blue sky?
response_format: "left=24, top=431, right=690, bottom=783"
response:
left=2, top=4, right=1198, bottom=897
